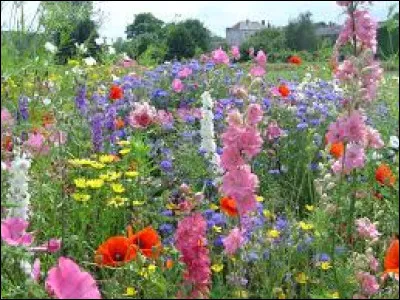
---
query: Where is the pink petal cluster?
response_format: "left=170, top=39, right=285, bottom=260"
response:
left=31, top=238, right=62, bottom=253
left=249, top=50, right=267, bottom=77
left=336, top=10, right=377, bottom=53
left=175, top=213, right=211, bottom=299
left=360, top=55, right=383, bottom=102
left=1, top=217, right=33, bottom=246
left=1, top=108, right=14, bottom=127
left=356, top=272, right=380, bottom=296
left=255, top=50, right=267, bottom=67
left=223, top=227, right=245, bottom=255
left=249, top=65, right=266, bottom=77
left=26, top=132, right=50, bottom=155
left=45, top=257, right=101, bottom=299
left=231, top=46, right=240, bottom=60
left=332, top=143, right=366, bottom=174
left=31, top=258, right=41, bottom=282
left=212, top=48, right=230, bottom=65
left=266, top=120, right=284, bottom=141
left=365, top=126, right=384, bottom=149
left=326, top=111, right=367, bottom=144
left=128, top=102, right=157, bottom=129
left=355, top=217, right=381, bottom=241
left=220, top=108, right=263, bottom=216
left=156, top=110, right=174, bottom=129
left=335, top=59, right=358, bottom=82
left=178, top=67, right=193, bottom=79
left=172, top=78, right=184, bottom=93
left=177, top=107, right=202, bottom=122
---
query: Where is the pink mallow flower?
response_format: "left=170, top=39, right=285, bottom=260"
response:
left=266, top=121, right=284, bottom=141
left=45, top=257, right=101, bottom=299
left=212, top=47, right=230, bottom=65
left=249, top=65, right=266, bottom=77
left=332, top=143, right=366, bottom=174
left=255, top=50, right=267, bottom=67
left=246, top=104, right=263, bottom=126
left=220, top=146, right=246, bottom=171
left=343, top=111, right=368, bottom=144
left=26, top=132, right=49, bottom=155
left=356, top=272, right=380, bottom=296
left=156, top=110, right=174, bottom=129
left=223, top=227, right=245, bottom=255
left=1, top=217, right=33, bottom=246
left=1, top=108, right=14, bottom=127
left=128, top=102, right=157, bottom=129
left=365, top=126, right=384, bottom=149
left=172, top=78, right=184, bottom=93
left=231, top=46, right=240, bottom=60
left=355, top=217, right=381, bottom=241
left=178, top=67, right=192, bottom=79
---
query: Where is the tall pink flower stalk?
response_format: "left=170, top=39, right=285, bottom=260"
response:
left=175, top=213, right=211, bottom=299
left=220, top=104, right=263, bottom=216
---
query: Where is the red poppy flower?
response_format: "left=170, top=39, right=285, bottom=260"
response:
left=278, top=84, right=290, bottom=97
left=220, top=196, right=238, bottom=217
left=375, top=164, right=396, bottom=186
left=384, top=238, right=399, bottom=279
left=288, top=55, right=302, bottom=65
left=115, top=117, right=125, bottom=129
left=330, top=142, right=344, bottom=159
left=95, top=236, right=137, bottom=266
left=109, top=85, right=123, bottom=101
left=130, top=227, right=162, bottom=259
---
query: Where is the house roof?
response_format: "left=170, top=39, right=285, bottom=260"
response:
left=228, top=21, right=265, bottom=31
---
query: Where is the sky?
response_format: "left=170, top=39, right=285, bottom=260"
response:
left=1, top=1, right=398, bottom=41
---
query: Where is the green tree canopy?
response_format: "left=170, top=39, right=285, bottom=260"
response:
left=165, top=23, right=196, bottom=60
left=285, top=12, right=318, bottom=52
left=126, top=13, right=164, bottom=39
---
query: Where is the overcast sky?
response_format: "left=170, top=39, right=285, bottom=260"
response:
left=1, top=1, right=398, bottom=40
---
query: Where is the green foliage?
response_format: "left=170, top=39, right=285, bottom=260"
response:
left=377, top=7, right=399, bottom=59
left=138, top=43, right=168, bottom=67
left=179, top=19, right=212, bottom=52
left=285, top=12, right=318, bottom=52
left=126, top=13, right=164, bottom=39
left=165, top=24, right=196, bottom=60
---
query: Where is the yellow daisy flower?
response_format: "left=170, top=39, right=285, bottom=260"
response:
left=119, top=148, right=131, bottom=155
left=98, top=154, right=115, bottom=164
left=71, top=193, right=91, bottom=202
left=107, top=196, right=128, bottom=207
left=295, top=272, right=308, bottom=284
left=111, top=183, right=125, bottom=193
left=267, top=229, right=280, bottom=239
left=321, top=262, right=332, bottom=270
left=123, top=287, right=137, bottom=297
left=86, top=179, right=104, bottom=189
left=125, top=171, right=139, bottom=178
left=212, top=226, right=222, bottom=233
left=299, top=221, right=314, bottom=231
left=211, top=263, right=224, bottom=273
left=74, top=178, right=87, bottom=188
left=256, top=195, right=264, bottom=202
left=305, top=205, right=314, bottom=211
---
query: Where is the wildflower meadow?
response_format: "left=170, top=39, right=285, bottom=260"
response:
left=1, top=1, right=399, bottom=299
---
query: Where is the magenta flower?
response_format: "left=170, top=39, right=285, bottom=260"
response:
left=335, top=59, right=358, bottom=83
left=1, top=108, right=14, bottom=127
left=266, top=121, right=284, bottom=141
left=156, top=110, right=174, bottom=129
left=356, top=272, right=380, bottom=296
left=46, top=257, right=101, bottom=299
left=249, top=65, right=266, bottom=77
left=128, top=102, right=157, bottom=129
left=355, top=218, right=381, bottom=241
left=26, top=132, right=50, bottom=155
left=223, top=227, right=245, bottom=255
left=175, top=213, right=211, bottom=299
left=1, top=217, right=33, bottom=246
left=365, top=126, right=384, bottom=149
left=172, top=78, right=184, bottom=93
left=222, top=166, right=258, bottom=206
left=177, top=67, right=192, bottom=79
left=255, top=50, right=267, bottom=67
left=332, top=143, right=365, bottom=174
left=31, top=258, right=41, bottom=282
left=343, top=111, right=367, bottom=143
left=220, top=146, right=245, bottom=171
left=212, top=47, right=230, bottom=65
left=239, top=126, right=263, bottom=158
left=231, top=46, right=240, bottom=60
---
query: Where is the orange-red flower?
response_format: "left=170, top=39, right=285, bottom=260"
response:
left=278, top=84, right=290, bottom=97
left=375, top=164, right=396, bottom=186
left=220, top=196, right=238, bottom=217
left=2, top=135, right=13, bottom=152
left=288, top=55, right=302, bottom=65
left=42, top=112, right=56, bottom=127
left=115, top=117, right=125, bottom=129
left=130, top=227, right=162, bottom=259
left=109, top=85, right=123, bottom=101
left=384, top=238, right=399, bottom=279
left=165, top=259, right=174, bottom=270
left=95, top=236, right=137, bottom=266
left=330, top=142, right=344, bottom=159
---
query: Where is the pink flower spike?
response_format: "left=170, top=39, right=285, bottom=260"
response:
left=1, top=217, right=33, bottom=247
left=249, top=65, right=266, bottom=77
left=26, top=132, right=49, bottom=155
left=223, top=227, right=245, bottom=255
left=231, top=46, right=240, bottom=60
left=212, top=47, right=230, bottom=65
left=266, top=121, right=284, bottom=141
left=255, top=50, right=267, bottom=67
left=1, top=108, right=14, bottom=127
left=177, top=67, right=192, bottom=79
left=246, top=104, right=263, bottom=126
left=31, top=258, right=41, bottom=282
left=46, top=257, right=101, bottom=299
left=172, top=78, right=184, bottom=93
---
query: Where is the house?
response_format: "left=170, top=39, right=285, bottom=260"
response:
left=226, top=20, right=269, bottom=46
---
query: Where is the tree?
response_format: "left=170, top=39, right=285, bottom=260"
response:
left=126, top=13, right=164, bottom=39
left=180, top=19, right=211, bottom=52
left=165, top=24, right=195, bottom=60
left=285, top=12, right=318, bottom=52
